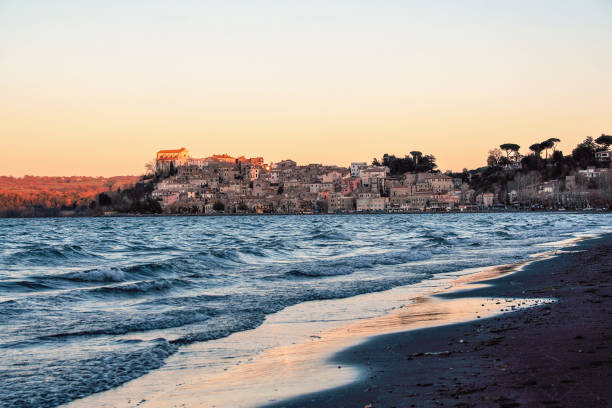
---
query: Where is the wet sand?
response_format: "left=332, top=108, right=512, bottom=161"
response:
left=265, top=234, right=612, bottom=408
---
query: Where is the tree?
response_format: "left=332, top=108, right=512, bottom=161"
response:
left=540, top=139, right=554, bottom=160
left=98, top=193, right=112, bottom=206
left=572, top=136, right=597, bottom=168
left=595, top=134, right=612, bottom=150
left=144, top=159, right=156, bottom=175
left=415, top=154, right=437, bottom=172
left=499, top=144, right=520, bottom=159
left=551, top=150, right=564, bottom=163
left=410, top=151, right=422, bottom=163
left=487, top=149, right=503, bottom=167
left=499, top=157, right=511, bottom=166
left=381, top=154, right=417, bottom=174
left=529, top=143, right=544, bottom=158
left=546, top=138, right=561, bottom=153
left=212, top=201, right=225, bottom=212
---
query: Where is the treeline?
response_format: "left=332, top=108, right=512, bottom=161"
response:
left=0, top=175, right=140, bottom=217
left=0, top=175, right=160, bottom=217
left=373, top=151, right=437, bottom=175
left=91, top=179, right=162, bottom=215
left=470, top=134, right=612, bottom=207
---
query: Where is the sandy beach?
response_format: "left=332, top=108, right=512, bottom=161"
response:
left=266, top=234, right=612, bottom=408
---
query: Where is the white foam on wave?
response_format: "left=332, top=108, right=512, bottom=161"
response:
left=63, top=268, right=127, bottom=282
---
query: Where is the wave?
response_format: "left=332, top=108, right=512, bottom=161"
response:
left=89, top=278, right=187, bottom=295
left=34, top=307, right=218, bottom=339
left=239, top=247, right=267, bottom=257
left=207, top=248, right=244, bottom=263
left=0, top=279, right=54, bottom=292
left=171, top=311, right=265, bottom=345
left=495, top=230, right=514, bottom=239
left=41, top=258, right=216, bottom=286
left=273, top=250, right=432, bottom=279
left=311, top=230, right=352, bottom=241
left=1, top=339, right=179, bottom=408
left=58, top=268, right=127, bottom=282
left=6, top=244, right=99, bottom=264
left=137, top=293, right=229, bottom=307
left=284, top=267, right=352, bottom=278
left=422, top=232, right=452, bottom=246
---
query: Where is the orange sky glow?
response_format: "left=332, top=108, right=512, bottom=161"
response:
left=1, top=1, right=611, bottom=176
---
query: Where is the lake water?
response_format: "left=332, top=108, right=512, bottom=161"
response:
left=1, top=213, right=610, bottom=407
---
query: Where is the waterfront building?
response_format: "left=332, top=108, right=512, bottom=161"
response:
left=328, top=192, right=355, bottom=213
left=356, top=196, right=388, bottom=212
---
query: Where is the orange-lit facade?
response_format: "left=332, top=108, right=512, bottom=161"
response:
left=237, top=156, right=264, bottom=167
left=156, top=148, right=267, bottom=173
left=207, top=154, right=236, bottom=164
left=157, top=147, right=190, bottom=162
left=156, top=148, right=190, bottom=172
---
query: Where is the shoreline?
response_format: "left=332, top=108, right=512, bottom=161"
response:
left=61, top=233, right=605, bottom=408
left=2, top=209, right=609, bottom=220
left=265, top=233, right=612, bottom=408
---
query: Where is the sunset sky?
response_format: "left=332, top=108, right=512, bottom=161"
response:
left=1, top=1, right=611, bottom=176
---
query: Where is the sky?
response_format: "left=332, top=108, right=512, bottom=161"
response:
left=1, top=0, right=611, bottom=176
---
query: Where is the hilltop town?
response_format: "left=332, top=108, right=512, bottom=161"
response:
left=1, top=135, right=610, bottom=217
left=147, top=136, right=611, bottom=215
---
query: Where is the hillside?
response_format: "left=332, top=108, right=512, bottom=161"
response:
left=0, top=175, right=140, bottom=214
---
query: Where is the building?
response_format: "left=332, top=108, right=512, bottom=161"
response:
left=397, top=193, right=432, bottom=210
left=478, top=192, right=495, bottom=207
left=595, top=150, right=611, bottom=162
left=206, top=154, right=235, bottom=164
left=161, top=192, right=180, bottom=208
left=356, top=196, right=387, bottom=212
left=360, top=166, right=388, bottom=192
left=321, top=170, right=346, bottom=183
left=341, top=177, right=361, bottom=195
left=274, top=160, right=297, bottom=169
left=237, top=156, right=265, bottom=167
left=538, top=180, right=559, bottom=195
left=328, top=193, right=355, bottom=213
left=309, top=183, right=334, bottom=193
left=428, top=174, right=454, bottom=193
left=389, top=186, right=416, bottom=198
left=579, top=166, right=609, bottom=179
left=186, top=158, right=208, bottom=168
left=249, top=167, right=261, bottom=181
left=565, top=175, right=576, bottom=190
left=156, top=148, right=190, bottom=171
left=350, top=162, right=367, bottom=177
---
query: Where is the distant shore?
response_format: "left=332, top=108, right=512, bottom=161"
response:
left=1, top=208, right=609, bottom=219
left=265, top=233, right=612, bottom=408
